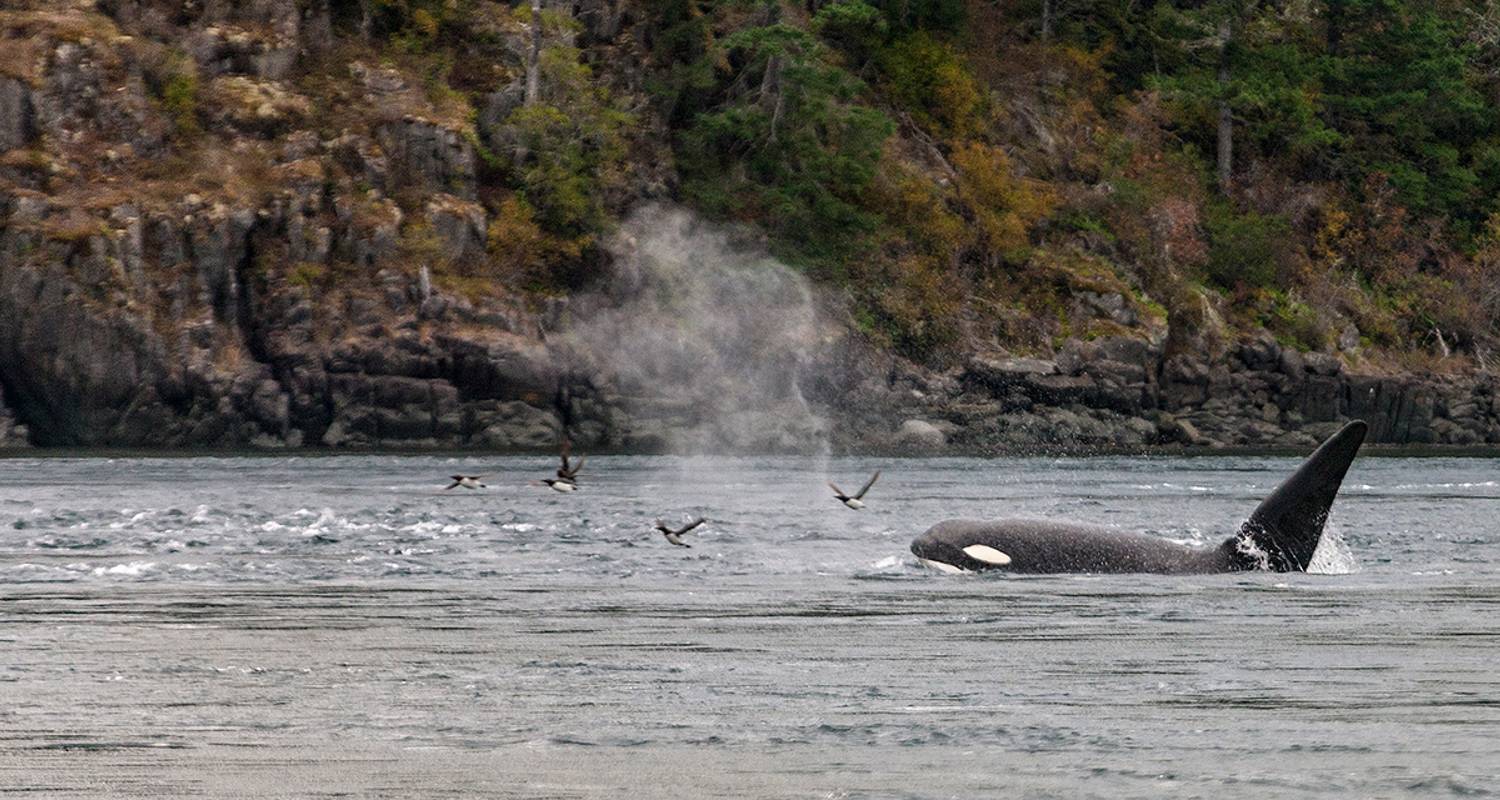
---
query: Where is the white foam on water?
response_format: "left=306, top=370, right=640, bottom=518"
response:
left=1387, top=481, right=1497, bottom=489
left=1234, top=534, right=1272, bottom=571
left=1307, top=520, right=1359, bottom=575
left=91, top=561, right=157, bottom=578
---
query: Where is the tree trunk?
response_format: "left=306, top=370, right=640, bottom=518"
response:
left=1041, top=0, right=1053, bottom=43
left=525, top=0, right=542, bottom=106
left=1216, top=17, right=1233, bottom=193
left=761, top=56, right=784, bottom=141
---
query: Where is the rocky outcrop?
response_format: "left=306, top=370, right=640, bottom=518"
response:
left=0, top=190, right=577, bottom=449
left=822, top=332, right=1500, bottom=452
left=376, top=118, right=478, bottom=200
left=103, top=0, right=328, bottom=75
left=0, top=78, right=35, bottom=152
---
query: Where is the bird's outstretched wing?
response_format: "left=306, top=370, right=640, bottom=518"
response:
left=559, top=454, right=585, bottom=480
left=443, top=480, right=461, bottom=490
left=855, top=470, right=881, bottom=499
left=676, top=517, right=707, bottom=535
left=827, top=481, right=846, bottom=497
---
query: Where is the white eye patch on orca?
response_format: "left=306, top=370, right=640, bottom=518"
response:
left=961, top=544, right=1012, bottom=566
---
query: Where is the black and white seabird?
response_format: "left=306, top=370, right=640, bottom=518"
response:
left=655, top=517, right=707, bottom=547
left=444, top=474, right=487, bottom=490
left=829, top=470, right=880, bottom=510
left=557, top=439, right=586, bottom=483
left=538, top=478, right=578, bottom=493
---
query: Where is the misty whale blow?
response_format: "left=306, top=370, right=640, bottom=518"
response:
left=910, top=420, right=1368, bottom=574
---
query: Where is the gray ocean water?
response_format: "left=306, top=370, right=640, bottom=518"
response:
left=0, top=452, right=1497, bottom=798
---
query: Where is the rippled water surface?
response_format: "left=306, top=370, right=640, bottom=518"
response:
left=1, top=453, right=1497, bottom=797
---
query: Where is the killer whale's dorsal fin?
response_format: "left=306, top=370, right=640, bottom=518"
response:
left=1235, top=420, right=1368, bottom=571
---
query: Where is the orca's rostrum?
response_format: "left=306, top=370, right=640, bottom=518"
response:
left=910, top=420, right=1368, bottom=574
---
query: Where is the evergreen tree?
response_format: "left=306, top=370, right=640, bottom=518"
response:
left=1319, top=0, right=1492, bottom=223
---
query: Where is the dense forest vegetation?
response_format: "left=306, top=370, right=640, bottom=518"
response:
left=10, top=0, right=1500, bottom=370
left=457, top=0, right=1500, bottom=366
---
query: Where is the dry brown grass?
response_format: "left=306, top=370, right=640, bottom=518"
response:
left=0, top=5, right=122, bottom=43
left=294, top=43, right=474, bottom=135
left=0, top=4, right=126, bottom=82
left=0, top=148, right=49, bottom=172
left=0, top=36, right=43, bottom=81
left=34, top=210, right=107, bottom=243
left=37, top=140, right=287, bottom=217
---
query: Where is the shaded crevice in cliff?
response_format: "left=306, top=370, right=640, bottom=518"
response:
left=0, top=358, right=49, bottom=447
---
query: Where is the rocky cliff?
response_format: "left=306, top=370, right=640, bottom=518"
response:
left=827, top=335, right=1500, bottom=452
left=0, top=0, right=1496, bottom=453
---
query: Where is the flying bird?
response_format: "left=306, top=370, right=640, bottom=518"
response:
left=829, top=470, right=880, bottom=510
left=537, top=478, right=578, bottom=493
left=557, top=439, right=585, bottom=483
left=444, top=474, right=487, bottom=490
left=655, top=517, right=707, bottom=547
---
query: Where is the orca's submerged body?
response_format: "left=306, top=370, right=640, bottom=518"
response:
left=910, top=420, right=1369, bottom=575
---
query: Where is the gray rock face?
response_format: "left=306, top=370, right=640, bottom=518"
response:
left=0, top=78, right=35, bottom=153
left=377, top=118, right=478, bottom=200
left=837, top=331, right=1500, bottom=452
left=105, top=0, right=317, bottom=77
left=424, top=195, right=488, bottom=264
left=893, top=419, right=947, bottom=451
left=0, top=176, right=572, bottom=450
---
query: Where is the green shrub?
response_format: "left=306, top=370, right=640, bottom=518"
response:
left=813, top=0, right=888, bottom=66
left=676, top=24, right=894, bottom=272
left=876, top=32, right=981, bottom=136
left=1262, top=290, right=1328, bottom=351
left=157, top=57, right=200, bottom=137
left=1204, top=206, right=1289, bottom=289
left=865, top=0, right=964, bottom=34
left=288, top=262, right=328, bottom=289
left=504, top=45, right=631, bottom=239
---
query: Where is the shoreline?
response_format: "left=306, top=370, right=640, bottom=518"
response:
left=3, top=442, right=1498, bottom=459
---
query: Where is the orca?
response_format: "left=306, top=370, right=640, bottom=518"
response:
left=910, top=419, right=1368, bottom=574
